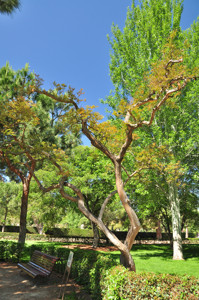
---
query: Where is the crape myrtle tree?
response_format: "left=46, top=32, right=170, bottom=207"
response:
left=31, top=35, right=198, bottom=271
left=103, top=0, right=199, bottom=260
left=0, top=63, right=80, bottom=244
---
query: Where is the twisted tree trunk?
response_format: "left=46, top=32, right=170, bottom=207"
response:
left=115, top=162, right=141, bottom=271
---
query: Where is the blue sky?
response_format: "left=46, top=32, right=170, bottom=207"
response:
left=0, top=0, right=198, bottom=120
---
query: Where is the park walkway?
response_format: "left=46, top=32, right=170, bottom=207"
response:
left=0, top=262, right=91, bottom=299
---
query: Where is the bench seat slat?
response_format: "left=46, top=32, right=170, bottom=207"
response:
left=18, top=263, right=47, bottom=278
left=28, top=262, right=51, bottom=276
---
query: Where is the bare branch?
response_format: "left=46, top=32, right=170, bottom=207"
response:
left=117, top=126, right=134, bottom=163
left=81, top=118, right=116, bottom=163
left=165, top=58, right=183, bottom=77
left=99, top=190, right=117, bottom=220
left=36, top=87, right=79, bottom=110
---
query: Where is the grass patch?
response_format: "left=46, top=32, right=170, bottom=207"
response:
left=103, top=244, right=199, bottom=277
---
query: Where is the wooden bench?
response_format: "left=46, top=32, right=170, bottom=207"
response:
left=17, top=250, right=59, bottom=279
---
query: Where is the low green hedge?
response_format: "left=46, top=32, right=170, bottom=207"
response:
left=101, top=265, right=199, bottom=300
left=45, top=228, right=94, bottom=237
left=0, top=232, right=51, bottom=241
left=0, top=241, right=198, bottom=299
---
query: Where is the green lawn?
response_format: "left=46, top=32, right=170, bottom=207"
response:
left=103, top=244, right=199, bottom=277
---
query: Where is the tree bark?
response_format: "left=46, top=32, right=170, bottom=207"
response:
left=33, top=217, right=43, bottom=234
left=185, top=225, right=188, bottom=239
left=115, top=162, right=141, bottom=271
left=156, top=220, right=162, bottom=240
left=18, top=180, right=30, bottom=244
left=169, top=182, right=184, bottom=260
left=92, top=222, right=100, bottom=248
left=1, top=154, right=36, bottom=245
left=2, top=204, right=8, bottom=232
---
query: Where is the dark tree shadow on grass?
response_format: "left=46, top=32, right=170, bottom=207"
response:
left=103, top=244, right=199, bottom=262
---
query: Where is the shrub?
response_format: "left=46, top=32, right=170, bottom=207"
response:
left=101, top=266, right=199, bottom=300
left=0, top=241, right=26, bottom=262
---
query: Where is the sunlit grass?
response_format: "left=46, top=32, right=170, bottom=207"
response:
left=103, top=244, right=199, bottom=277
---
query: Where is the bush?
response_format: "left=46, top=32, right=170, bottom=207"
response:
left=101, top=266, right=199, bottom=300
left=0, top=241, right=26, bottom=262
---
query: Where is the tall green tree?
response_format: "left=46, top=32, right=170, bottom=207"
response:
left=0, top=63, right=80, bottom=244
left=103, top=0, right=183, bottom=110
left=0, top=63, right=38, bottom=244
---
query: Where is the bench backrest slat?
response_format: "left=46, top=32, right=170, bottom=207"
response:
left=31, top=250, right=59, bottom=272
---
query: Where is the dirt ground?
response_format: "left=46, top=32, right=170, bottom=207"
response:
left=0, top=244, right=116, bottom=299
left=0, top=261, right=92, bottom=300
left=61, top=243, right=118, bottom=252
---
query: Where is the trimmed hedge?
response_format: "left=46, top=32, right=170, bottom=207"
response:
left=0, top=226, right=197, bottom=241
left=0, top=241, right=198, bottom=299
left=45, top=228, right=94, bottom=237
left=0, top=226, right=38, bottom=233
left=101, top=266, right=199, bottom=300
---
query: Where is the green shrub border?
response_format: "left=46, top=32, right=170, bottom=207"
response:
left=101, top=265, right=199, bottom=300
left=0, top=241, right=198, bottom=300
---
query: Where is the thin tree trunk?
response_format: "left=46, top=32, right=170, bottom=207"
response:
left=92, top=222, right=100, bottom=248
left=18, top=180, right=30, bottom=244
left=2, top=205, right=8, bottom=232
left=156, top=220, right=162, bottom=240
left=185, top=225, right=188, bottom=239
left=33, top=217, right=43, bottom=234
left=169, top=182, right=184, bottom=260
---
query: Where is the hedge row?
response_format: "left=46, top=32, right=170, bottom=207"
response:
left=0, top=226, right=38, bottom=234
left=101, top=266, right=199, bottom=299
left=0, top=241, right=198, bottom=299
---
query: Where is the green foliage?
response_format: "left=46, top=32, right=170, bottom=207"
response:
left=45, top=228, right=94, bottom=237
left=103, top=0, right=183, bottom=109
left=0, top=0, right=20, bottom=15
left=67, top=145, right=123, bottom=229
left=102, top=0, right=199, bottom=242
left=0, top=241, right=24, bottom=262
left=0, top=181, right=21, bottom=227
left=101, top=265, right=199, bottom=300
